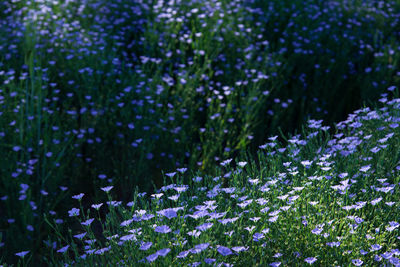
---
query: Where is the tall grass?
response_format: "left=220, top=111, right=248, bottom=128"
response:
left=1, top=0, right=400, bottom=264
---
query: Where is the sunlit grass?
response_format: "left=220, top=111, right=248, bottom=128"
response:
left=42, top=93, right=400, bottom=266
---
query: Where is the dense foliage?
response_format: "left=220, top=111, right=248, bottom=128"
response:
left=40, top=92, right=400, bottom=266
left=1, top=0, right=400, bottom=265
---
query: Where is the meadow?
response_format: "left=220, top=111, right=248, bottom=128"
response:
left=0, top=0, right=400, bottom=265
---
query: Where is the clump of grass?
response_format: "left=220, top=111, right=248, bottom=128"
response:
left=37, top=91, right=400, bottom=266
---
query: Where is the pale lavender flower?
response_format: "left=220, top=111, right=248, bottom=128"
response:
left=232, top=246, right=248, bottom=253
left=217, top=246, right=233, bottom=256
left=389, top=257, right=400, bottom=265
left=305, top=257, right=317, bottom=264
left=120, top=219, right=133, bottom=227
left=157, top=208, right=177, bottom=219
left=191, top=243, right=210, bottom=253
left=269, top=215, right=279, bottom=222
left=74, top=232, right=87, bottom=239
left=205, top=258, right=216, bottom=264
left=360, top=165, right=371, bottom=172
left=120, top=234, right=137, bottom=241
left=15, top=251, right=29, bottom=257
left=270, top=262, right=281, bottom=267
left=326, top=242, right=341, bottom=247
left=155, top=225, right=172, bottom=234
left=253, top=233, right=264, bottom=241
left=68, top=208, right=80, bottom=217
left=91, top=203, right=103, bottom=210
left=57, top=245, right=69, bottom=253
left=238, top=162, right=247, bottom=167
left=139, top=242, right=153, bottom=251
left=177, top=250, right=190, bottom=258
left=173, top=185, right=189, bottom=193
left=101, top=186, right=113, bottom=192
left=72, top=193, right=84, bottom=200
left=156, top=248, right=171, bottom=257
left=165, top=172, right=176, bottom=178
left=168, top=194, right=180, bottom=201
left=371, top=197, right=382, bottom=205
left=81, top=218, right=94, bottom=226
left=386, top=221, right=399, bottom=232
left=220, top=158, right=232, bottom=166
left=177, top=168, right=187, bottom=173
left=147, top=253, right=158, bottom=262
left=141, top=214, right=155, bottom=221
left=352, top=259, right=363, bottom=266
left=370, top=244, right=382, bottom=251
left=187, top=229, right=201, bottom=237
left=196, top=222, right=213, bottom=231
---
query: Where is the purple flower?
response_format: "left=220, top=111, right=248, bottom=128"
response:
left=74, top=232, right=87, bottom=239
left=57, top=245, right=69, bottom=253
left=270, top=262, right=281, bottom=267
left=155, top=225, right=172, bottom=234
left=238, top=162, right=247, bottom=167
left=140, top=242, right=152, bottom=251
left=177, top=250, right=190, bottom=258
left=173, top=185, right=189, bottom=193
left=120, top=234, right=136, bottom=241
left=359, top=165, right=371, bottom=173
left=91, top=203, right=103, bottom=210
left=311, top=228, right=323, bottom=235
left=326, top=242, right=341, bottom=247
left=101, top=186, right=113, bottom=192
left=253, top=232, right=265, bottom=242
left=168, top=194, right=180, bottom=201
left=232, top=246, right=248, bottom=253
left=165, top=172, right=176, bottom=178
left=371, top=197, right=382, bottom=206
left=305, top=257, right=317, bottom=264
left=81, top=218, right=94, bottom=226
left=177, top=168, right=187, bottom=173
left=389, top=257, right=400, bottom=265
left=187, top=229, right=201, bottom=237
left=156, top=248, right=171, bottom=257
left=146, top=253, right=158, bottom=262
left=220, top=158, right=232, bottom=166
left=191, top=243, right=210, bottom=254
left=141, top=214, right=155, bottom=221
left=98, top=174, right=107, bottom=180
left=15, top=251, right=29, bottom=257
left=68, top=208, right=80, bottom=217
left=352, top=259, right=363, bottom=266
left=72, top=193, right=84, bottom=200
left=370, top=244, right=382, bottom=251
left=157, top=208, right=177, bottom=219
left=196, top=222, right=213, bottom=231
left=217, top=246, right=233, bottom=256
left=204, top=258, right=216, bottom=264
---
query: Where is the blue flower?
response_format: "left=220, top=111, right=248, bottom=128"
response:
left=352, top=259, right=363, bottom=266
left=155, top=225, right=172, bottom=234
left=305, top=257, right=317, bottom=264
left=217, top=246, right=233, bottom=256
left=15, top=251, right=29, bottom=257
left=68, top=207, right=80, bottom=217
left=156, top=248, right=171, bottom=257
left=139, top=242, right=152, bottom=251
